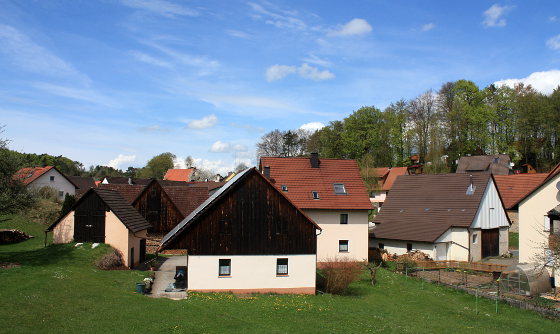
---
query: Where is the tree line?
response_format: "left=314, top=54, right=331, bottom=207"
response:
left=258, top=80, right=560, bottom=173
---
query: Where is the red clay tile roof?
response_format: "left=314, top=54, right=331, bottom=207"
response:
left=382, top=167, right=408, bottom=191
left=259, top=157, right=372, bottom=210
left=373, top=174, right=493, bottom=243
left=162, top=186, right=209, bottom=217
left=164, top=169, right=195, bottom=182
left=372, top=167, right=390, bottom=178
left=97, top=184, right=146, bottom=203
left=493, top=173, right=548, bottom=209
left=513, top=162, right=560, bottom=207
left=13, top=166, right=77, bottom=188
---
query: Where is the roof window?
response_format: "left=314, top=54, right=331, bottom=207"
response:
left=333, top=183, right=347, bottom=195
left=312, top=191, right=320, bottom=200
left=281, top=185, right=288, bottom=192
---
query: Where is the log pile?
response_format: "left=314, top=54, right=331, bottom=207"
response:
left=0, top=229, right=33, bottom=245
left=384, top=250, right=432, bottom=262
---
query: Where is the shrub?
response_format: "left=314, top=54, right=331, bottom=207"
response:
left=318, top=257, right=363, bottom=295
left=95, top=249, right=124, bottom=270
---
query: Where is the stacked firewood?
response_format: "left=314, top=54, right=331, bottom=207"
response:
left=0, top=229, right=33, bottom=245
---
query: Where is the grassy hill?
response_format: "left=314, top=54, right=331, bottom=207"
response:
left=0, top=215, right=557, bottom=333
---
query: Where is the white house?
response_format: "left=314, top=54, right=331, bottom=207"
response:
left=260, top=154, right=372, bottom=263
left=14, top=166, right=76, bottom=200
left=372, top=173, right=510, bottom=262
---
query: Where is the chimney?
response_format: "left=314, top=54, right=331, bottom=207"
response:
left=264, top=166, right=271, bottom=179
left=310, top=152, right=320, bottom=168
left=128, top=177, right=132, bottom=185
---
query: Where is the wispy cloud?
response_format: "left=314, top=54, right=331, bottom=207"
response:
left=107, top=154, right=136, bottom=169
left=209, top=140, right=247, bottom=153
left=138, top=125, right=172, bottom=132
left=142, top=40, right=220, bottom=75
left=266, top=63, right=334, bottom=82
left=32, top=82, right=117, bottom=107
left=248, top=2, right=307, bottom=31
left=230, top=122, right=266, bottom=133
left=187, top=114, right=218, bottom=129
left=120, top=0, right=198, bottom=18
left=421, top=23, right=435, bottom=32
left=225, top=29, right=251, bottom=39
left=0, top=24, right=89, bottom=85
left=299, top=122, right=325, bottom=131
left=327, top=18, right=372, bottom=37
left=494, top=70, right=560, bottom=95
left=550, top=16, right=558, bottom=22
left=302, top=54, right=332, bottom=67
left=546, top=34, right=560, bottom=50
left=130, top=50, right=171, bottom=67
left=482, top=4, right=513, bottom=28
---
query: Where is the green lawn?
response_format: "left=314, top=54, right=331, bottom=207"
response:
left=510, top=232, right=519, bottom=250
left=1, top=215, right=558, bottom=334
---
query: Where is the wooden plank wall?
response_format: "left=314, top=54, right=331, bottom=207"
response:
left=134, top=182, right=185, bottom=233
left=166, top=171, right=317, bottom=255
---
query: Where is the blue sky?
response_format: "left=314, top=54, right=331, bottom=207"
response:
left=1, top=1, right=560, bottom=174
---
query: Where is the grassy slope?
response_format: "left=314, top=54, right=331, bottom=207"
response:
left=0, top=215, right=558, bottom=334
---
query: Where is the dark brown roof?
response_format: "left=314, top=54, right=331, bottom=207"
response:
left=456, top=155, right=511, bottom=175
left=493, top=173, right=548, bottom=209
left=373, top=174, right=493, bottom=243
left=47, top=189, right=151, bottom=233
left=158, top=180, right=191, bottom=187
left=185, top=181, right=227, bottom=191
left=162, top=186, right=209, bottom=217
left=97, top=184, right=146, bottom=203
left=67, top=176, right=96, bottom=197
left=102, top=177, right=152, bottom=185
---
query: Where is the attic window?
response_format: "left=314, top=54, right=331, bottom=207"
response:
left=333, top=183, right=347, bottom=195
left=493, top=157, right=500, bottom=164
left=424, top=208, right=430, bottom=211
left=50, top=176, right=55, bottom=181
left=312, top=191, right=320, bottom=200
left=281, top=185, right=288, bottom=192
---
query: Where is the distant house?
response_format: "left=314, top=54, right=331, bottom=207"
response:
left=101, top=176, right=151, bottom=185
left=13, top=166, right=76, bottom=200
left=370, top=167, right=408, bottom=209
left=47, top=189, right=151, bottom=268
left=260, top=154, right=371, bottom=263
left=158, top=168, right=320, bottom=294
left=372, top=173, right=510, bottom=261
left=493, top=173, right=548, bottom=232
left=67, top=176, right=96, bottom=198
left=163, top=169, right=195, bottom=182
left=456, top=154, right=512, bottom=175
left=517, top=162, right=560, bottom=287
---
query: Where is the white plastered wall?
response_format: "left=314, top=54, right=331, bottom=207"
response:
left=105, top=211, right=146, bottom=267
left=53, top=211, right=75, bottom=243
left=29, top=169, right=75, bottom=199
left=187, top=255, right=316, bottom=292
left=435, top=228, right=470, bottom=261
left=371, top=238, right=436, bottom=259
left=305, top=209, right=369, bottom=262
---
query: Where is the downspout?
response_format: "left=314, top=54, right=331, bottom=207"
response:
left=467, top=228, right=472, bottom=262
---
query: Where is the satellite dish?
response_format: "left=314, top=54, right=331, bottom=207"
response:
left=556, top=181, right=560, bottom=191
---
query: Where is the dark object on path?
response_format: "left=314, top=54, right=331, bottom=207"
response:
left=0, top=229, right=33, bottom=244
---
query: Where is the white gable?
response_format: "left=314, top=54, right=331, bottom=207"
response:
left=470, top=178, right=509, bottom=229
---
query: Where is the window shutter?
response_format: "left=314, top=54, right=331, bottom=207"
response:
left=544, top=216, right=551, bottom=232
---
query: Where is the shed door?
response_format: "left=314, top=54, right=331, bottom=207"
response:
left=482, top=228, right=499, bottom=258
left=139, top=239, right=146, bottom=263
left=74, top=212, right=105, bottom=243
left=436, top=243, right=447, bottom=261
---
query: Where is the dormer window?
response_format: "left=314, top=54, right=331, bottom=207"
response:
left=50, top=176, right=55, bottom=181
left=312, top=191, right=320, bottom=200
left=281, top=185, right=288, bottom=192
left=333, top=183, right=346, bottom=195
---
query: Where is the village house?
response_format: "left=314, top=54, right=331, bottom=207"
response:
left=259, top=154, right=371, bottom=263
left=456, top=154, right=512, bottom=175
left=372, top=173, right=510, bottom=261
left=67, top=176, right=96, bottom=198
left=370, top=167, right=408, bottom=211
left=163, top=168, right=195, bottom=182
left=517, top=163, right=560, bottom=287
left=158, top=168, right=320, bottom=294
left=13, top=166, right=76, bottom=200
left=47, top=188, right=151, bottom=268
left=493, top=173, right=548, bottom=232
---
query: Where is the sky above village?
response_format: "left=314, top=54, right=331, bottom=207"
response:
left=1, top=1, right=560, bottom=175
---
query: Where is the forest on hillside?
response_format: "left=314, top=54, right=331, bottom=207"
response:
left=257, top=80, right=560, bottom=174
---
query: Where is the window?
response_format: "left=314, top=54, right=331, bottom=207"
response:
left=58, top=191, right=64, bottom=198
left=552, top=219, right=560, bottom=235
left=339, top=240, right=349, bottom=252
left=340, top=213, right=348, bottom=224
left=312, top=191, right=320, bottom=200
left=281, top=185, right=288, bottom=192
left=472, top=233, right=478, bottom=244
left=544, top=216, right=551, bottom=232
left=276, top=258, right=288, bottom=275
left=378, top=243, right=384, bottom=249
left=333, top=183, right=347, bottom=194
left=219, top=259, right=231, bottom=276
left=50, top=176, right=55, bottom=181
left=406, top=243, right=412, bottom=252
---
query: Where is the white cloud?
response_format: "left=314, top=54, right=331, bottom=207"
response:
left=266, top=63, right=334, bottom=82
left=550, top=16, right=558, bottom=22
left=482, top=4, right=512, bottom=27
left=225, top=30, right=251, bottom=39
left=141, top=40, right=220, bottom=75
left=494, top=70, right=560, bottom=95
left=107, top=154, right=136, bottom=169
left=120, top=0, right=198, bottom=17
left=0, top=24, right=89, bottom=84
left=327, top=18, right=372, bottom=37
left=302, top=54, right=332, bottom=67
left=299, top=122, right=325, bottom=131
left=130, top=50, right=171, bottom=67
left=210, top=140, right=247, bottom=153
left=248, top=2, right=307, bottom=31
left=546, top=34, right=560, bottom=50
left=421, top=23, right=435, bottom=31
left=187, top=114, right=218, bottom=129
left=32, top=82, right=117, bottom=107
left=173, top=156, right=186, bottom=169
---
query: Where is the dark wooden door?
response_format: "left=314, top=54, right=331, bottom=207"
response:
left=74, top=192, right=106, bottom=243
left=130, top=247, right=135, bottom=268
left=482, top=228, right=499, bottom=258
left=139, top=239, right=146, bottom=263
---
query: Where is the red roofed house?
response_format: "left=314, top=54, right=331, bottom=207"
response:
left=370, top=167, right=408, bottom=211
left=13, top=166, right=76, bottom=200
left=493, top=173, right=548, bottom=232
left=260, top=153, right=372, bottom=262
left=164, top=168, right=195, bottom=182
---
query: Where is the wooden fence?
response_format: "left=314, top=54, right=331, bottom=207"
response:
left=397, top=260, right=508, bottom=273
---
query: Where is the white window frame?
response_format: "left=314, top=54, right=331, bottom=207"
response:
left=339, top=240, right=349, bottom=252
left=312, top=191, right=320, bottom=200
left=276, top=258, right=288, bottom=276
left=218, top=259, right=231, bottom=276
left=333, top=183, right=347, bottom=195
left=544, top=216, right=551, bottom=232
left=281, top=185, right=288, bottom=192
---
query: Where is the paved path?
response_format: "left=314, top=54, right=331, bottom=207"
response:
left=149, top=256, right=188, bottom=299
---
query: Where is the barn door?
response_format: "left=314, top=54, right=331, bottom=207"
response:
left=482, top=228, right=499, bottom=258
left=139, top=239, right=146, bottom=263
left=74, top=193, right=106, bottom=243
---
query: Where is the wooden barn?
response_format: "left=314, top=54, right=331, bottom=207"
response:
left=47, top=189, right=151, bottom=268
left=158, top=168, right=321, bottom=294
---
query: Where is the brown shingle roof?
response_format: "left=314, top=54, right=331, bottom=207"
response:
left=162, top=186, right=209, bottom=217
left=67, top=176, right=96, bottom=197
left=493, top=173, right=548, bottom=209
left=97, top=184, right=146, bottom=203
left=373, top=174, right=492, bottom=243
left=456, top=155, right=511, bottom=175
left=259, top=156, right=371, bottom=210
left=103, top=177, right=151, bottom=185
